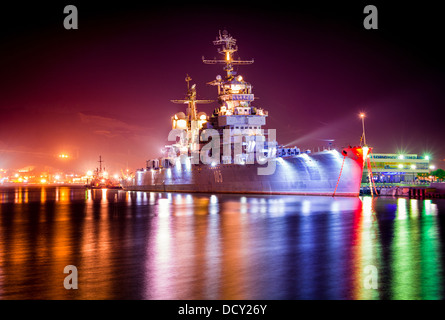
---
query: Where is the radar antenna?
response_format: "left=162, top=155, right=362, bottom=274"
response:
left=202, top=30, right=254, bottom=80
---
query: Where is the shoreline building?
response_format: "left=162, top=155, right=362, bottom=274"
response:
left=362, top=153, right=432, bottom=184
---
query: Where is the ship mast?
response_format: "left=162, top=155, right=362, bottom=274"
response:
left=171, top=74, right=213, bottom=121
left=202, top=30, right=254, bottom=80
left=170, top=75, right=214, bottom=155
left=98, top=155, right=104, bottom=173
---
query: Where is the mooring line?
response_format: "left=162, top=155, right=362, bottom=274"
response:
left=333, top=154, right=347, bottom=197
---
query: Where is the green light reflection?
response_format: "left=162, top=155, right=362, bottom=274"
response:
left=419, top=200, right=441, bottom=299
left=390, top=198, right=442, bottom=299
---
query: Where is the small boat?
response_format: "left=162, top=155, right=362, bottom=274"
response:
left=85, top=156, right=122, bottom=189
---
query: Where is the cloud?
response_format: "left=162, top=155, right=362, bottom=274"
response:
left=78, top=112, right=148, bottom=138
left=93, top=130, right=118, bottom=138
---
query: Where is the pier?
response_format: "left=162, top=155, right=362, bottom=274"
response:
left=360, top=182, right=445, bottom=198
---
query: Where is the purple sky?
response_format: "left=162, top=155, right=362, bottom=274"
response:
left=1, top=2, right=444, bottom=174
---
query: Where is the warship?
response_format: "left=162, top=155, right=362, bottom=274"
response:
left=123, top=31, right=367, bottom=196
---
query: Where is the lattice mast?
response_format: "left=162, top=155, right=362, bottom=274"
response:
left=171, top=74, right=213, bottom=122
left=170, top=75, right=214, bottom=154
left=202, top=30, right=254, bottom=81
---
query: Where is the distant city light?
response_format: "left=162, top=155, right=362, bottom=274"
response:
left=1, top=168, right=98, bottom=185
left=59, top=154, right=69, bottom=158
left=425, top=155, right=430, bottom=160
left=113, top=174, right=119, bottom=180
left=398, top=155, right=404, bottom=159
left=398, top=164, right=403, bottom=169
left=411, top=165, right=416, bottom=170
left=87, top=171, right=93, bottom=176
left=430, top=165, right=435, bottom=170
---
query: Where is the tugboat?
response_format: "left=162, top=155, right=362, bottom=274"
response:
left=86, top=156, right=122, bottom=189
left=122, top=30, right=367, bottom=196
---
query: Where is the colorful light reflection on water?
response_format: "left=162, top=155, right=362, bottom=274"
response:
left=0, top=186, right=444, bottom=299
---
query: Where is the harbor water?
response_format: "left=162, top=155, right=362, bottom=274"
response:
left=0, top=186, right=444, bottom=300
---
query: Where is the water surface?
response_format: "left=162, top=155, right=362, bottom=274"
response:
left=0, top=186, right=444, bottom=299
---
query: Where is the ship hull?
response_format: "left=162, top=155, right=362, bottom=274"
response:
left=123, top=147, right=365, bottom=197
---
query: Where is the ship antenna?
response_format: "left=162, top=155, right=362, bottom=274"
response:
left=202, top=30, right=254, bottom=80
left=185, top=74, right=192, bottom=92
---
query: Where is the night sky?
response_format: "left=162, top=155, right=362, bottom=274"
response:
left=1, top=1, right=444, bottom=174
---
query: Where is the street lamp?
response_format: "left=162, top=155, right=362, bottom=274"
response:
left=360, top=113, right=366, bottom=146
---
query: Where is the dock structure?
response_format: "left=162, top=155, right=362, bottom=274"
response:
left=360, top=183, right=445, bottom=198
left=361, top=153, right=431, bottom=184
